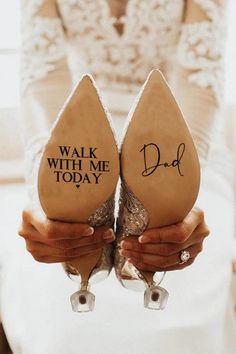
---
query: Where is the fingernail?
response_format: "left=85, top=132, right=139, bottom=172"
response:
left=84, top=227, right=94, bottom=236
left=119, top=249, right=130, bottom=257
left=138, top=235, right=145, bottom=243
left=118, top=249, right=123, bottom=256
left=103, top=228, right=115, bottom=240
left=120, top=240, right=130, bottom=249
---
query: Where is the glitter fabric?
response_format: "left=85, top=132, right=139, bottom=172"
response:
left=115, top=181, right=149, bottom=283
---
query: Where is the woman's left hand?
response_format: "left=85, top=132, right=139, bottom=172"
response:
left=119, top=206, right=210, bottom=272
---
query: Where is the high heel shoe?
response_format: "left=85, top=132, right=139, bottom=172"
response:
left=115, top=70, right=200, bottom=310
left=38, top=74, right=119, bottom=312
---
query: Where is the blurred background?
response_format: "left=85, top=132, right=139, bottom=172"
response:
left=0, top=0, right=235, bottom=183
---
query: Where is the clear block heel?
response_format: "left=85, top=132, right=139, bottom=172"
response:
left=144, top=284, right=169, bottom=310
left=141, top=270, right=169, bottom=310
left=71, top=281, right=95, bottom=313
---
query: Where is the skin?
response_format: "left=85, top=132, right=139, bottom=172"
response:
left=18, top=204, right=115, bottom=264
left=119, top=206, right=210, bottom=271
left=18, top=204, right=209, bottom=271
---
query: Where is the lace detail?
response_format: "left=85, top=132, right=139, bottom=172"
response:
left=21, top=0, right=46, bottom=17
left=178, top=0, right=225, bottom=102
left=25, top=134, right=49, bottom=200
left=21, top=16, right=66, bottom=92
left=21, top=0, right=226, bottom=101
left=58, top=0, right=184, bottom=92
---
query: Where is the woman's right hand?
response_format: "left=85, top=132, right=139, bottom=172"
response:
left=18, top=204, right=115, bottom=263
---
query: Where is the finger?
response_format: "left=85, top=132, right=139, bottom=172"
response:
left=130, top=257, right=195, bottom=272
left=139, top=208, right=205, bottom=244
left=26, top=240, right=106, bottom=259
left=21, top=208, right=94, bottom=240
left=195, top=221, right=210, bottom=239
left=120, top=237, right=185, bottom=256
left=52, top=228, right=115, bottom=248
left=20, top=213, right=115, bottom=245
left=20, top=224, right=115, bottom=247
left=120, top=243, right=202, bottom=269
left=31, top=255, right=85, bottom=264
left=121, top=224, right=208, bottom=255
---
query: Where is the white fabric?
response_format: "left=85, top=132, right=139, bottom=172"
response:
left=0, top=135, right=236, bottom=353
left=0, top=107, right=24, bottom=182
left=21, top=16, right=66, bottom=93
left=21, top=0, right=225, bottom=101
left=177, top=0, right=226, bottom=103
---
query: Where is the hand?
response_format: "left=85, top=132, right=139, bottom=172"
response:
left=18, top=204, right=115, bottom=263
left=119, top=206, right=209, bottom=272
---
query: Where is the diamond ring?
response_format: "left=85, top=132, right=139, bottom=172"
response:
left=179, top=250, right=190, bottom=264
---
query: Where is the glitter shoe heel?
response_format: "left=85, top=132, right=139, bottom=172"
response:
left=38, top=75, right=119, bottom=312
left=115, top=70, right=200, bottom=310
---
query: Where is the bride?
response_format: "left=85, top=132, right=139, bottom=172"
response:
left=6, top=0, right=235, bottom=353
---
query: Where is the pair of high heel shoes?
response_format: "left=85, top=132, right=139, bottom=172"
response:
left=38, top=70, right=200, bottom=312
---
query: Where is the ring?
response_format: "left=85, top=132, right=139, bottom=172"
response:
left=179, top=250, right=190, bottom=264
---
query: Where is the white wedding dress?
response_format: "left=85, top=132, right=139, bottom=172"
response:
left=0, top=1, right=236, bottom=353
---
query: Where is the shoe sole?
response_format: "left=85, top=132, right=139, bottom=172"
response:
left=121, top=70, right=200, bottom=230
left=38, top=75, right=119, bottom=282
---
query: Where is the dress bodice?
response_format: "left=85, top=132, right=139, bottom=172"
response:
left=21, top=0, right=225, bottom=103
left=57, top=0, right=184, bottom=92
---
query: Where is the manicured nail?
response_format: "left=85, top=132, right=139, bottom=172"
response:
left=138, top=235, right=145, bottom=243
left=120, top=240, right=131, bottom=249
left=118, top=249, right=123, bottom=256
left=103, top=228, right=115, bottom=240
left=84, top=227, right=94, bottom=236
left=120, top=240, right=125, bottom=248
left=119, top=249, right=130, bottom=257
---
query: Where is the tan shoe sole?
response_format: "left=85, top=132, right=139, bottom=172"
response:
left=121, top=70, right=200, bottom=229
left=38, top=75, right=119, bottom=223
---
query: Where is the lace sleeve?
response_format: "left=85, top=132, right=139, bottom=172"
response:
left=177, top=0, right=226, bottom=103
left=21, top=0, right=68, bottom=92
left=172, top=0, right=227, bottom=164
left=20, top=0, right=72, bottom=200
